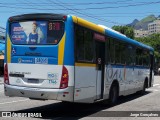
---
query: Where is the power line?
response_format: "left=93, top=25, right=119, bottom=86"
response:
left=0, top=4, right=80, bottom=11
left=97, top=12, right=160, bottom=15
left=0, top=9, right=159, bottom=16
left=0, top=0, right=134, bottom=5
left=61, top=0, right=134, bottom=5
left=0, top=1, right=160, bottom=11
left=81, top=15, right=151, bottom=17
left=0, top=1, right=159, bottom=26
left=0, top=1, right=155, bottom=7
left=81, top=1, right=160, bottom=10
left=50, top=0, right=125, bottom=25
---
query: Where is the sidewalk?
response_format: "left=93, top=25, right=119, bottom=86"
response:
left=0, top=76, right=3, bottom=84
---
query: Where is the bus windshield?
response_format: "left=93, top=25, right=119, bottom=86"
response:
left=10, top=21, right=64, bottom=45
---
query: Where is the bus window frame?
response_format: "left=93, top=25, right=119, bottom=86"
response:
left=74, top=24, right=97, bottom=64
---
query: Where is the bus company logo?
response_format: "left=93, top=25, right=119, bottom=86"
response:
left=106, top=64, right=113, bottom=82
left=35, top=58, right=48, bottom=64
left=106, top=65, right=124, bottom=82
left=47, top=73, right=58, bottom=80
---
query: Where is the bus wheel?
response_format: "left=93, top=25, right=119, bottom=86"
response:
left=109, top=84, right=118, bottom=105
left=139, top=80, right=147, bottom=94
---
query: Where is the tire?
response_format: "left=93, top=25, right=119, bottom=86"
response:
left=139, top=80, right=147, bottom=95
left=108, top=85, right=118, bottom=106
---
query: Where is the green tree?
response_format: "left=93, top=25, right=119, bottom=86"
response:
left=135, top=33, right=160, bottom=67
left=112, top=26, right=134, bottom=39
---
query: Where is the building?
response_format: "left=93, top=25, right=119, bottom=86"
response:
left=148, top=20, right=160, bottom=35
left=134, top=29, right=148, bottom=38
left=0, top=26, right=5, bottom=37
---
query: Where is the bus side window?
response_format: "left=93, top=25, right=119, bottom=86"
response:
left=75, top=26, right=84, bottom=61
left=120, top=43, right=126, bottom=65
left=136, top=48, right=143, bottom=66
left=75, top=25, right=94, bottom=63
left=115, top=41, right=126, bottom=65
left=115, top=42, right=120, bottom=64
left=106, top=37, right=115, bottom=64
left=126, top=45, right=133, bottom=66
left=143, top=50, right=150, bottom=67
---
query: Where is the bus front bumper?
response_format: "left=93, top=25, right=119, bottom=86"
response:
left=4, top=84, right=74, bottom=102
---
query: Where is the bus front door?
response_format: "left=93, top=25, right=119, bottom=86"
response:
left=96, top=41, right=105, bottom=100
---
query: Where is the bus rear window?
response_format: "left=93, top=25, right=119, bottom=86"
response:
left=10, top=21, right=64, bottom=45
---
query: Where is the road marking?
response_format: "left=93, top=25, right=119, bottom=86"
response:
left=0, top=99, right=29, bottom=105
left=153, top=84, right=160, bottom=87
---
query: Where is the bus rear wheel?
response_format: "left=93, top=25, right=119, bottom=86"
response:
left=139, top=80, right=147, bottom=94
left=109, top=84, right=118, bottom=105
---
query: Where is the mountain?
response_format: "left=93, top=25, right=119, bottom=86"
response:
left=127, top=19, right=139, bottom=27
left=127, top=15, right=157, bottom=30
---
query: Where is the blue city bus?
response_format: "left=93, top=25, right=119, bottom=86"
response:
left=4, top=13, right=154, bottom=105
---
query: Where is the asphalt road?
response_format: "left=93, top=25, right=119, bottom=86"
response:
left=0, top=76, right=160, bottom=120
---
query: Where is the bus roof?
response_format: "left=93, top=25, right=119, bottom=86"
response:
left=8, top=13, right=66, bottom=21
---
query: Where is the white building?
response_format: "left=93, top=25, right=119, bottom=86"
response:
left=134, top=29, right=148, bottom=38
left=148, top=20, right=160, bottom=35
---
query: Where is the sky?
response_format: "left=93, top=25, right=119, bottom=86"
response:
left=0, top=0, right=160, bottom=29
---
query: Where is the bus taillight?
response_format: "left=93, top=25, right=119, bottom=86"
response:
left=60, top=66, right=69, bottom=89
left=4, top=64, right=9, bottom=84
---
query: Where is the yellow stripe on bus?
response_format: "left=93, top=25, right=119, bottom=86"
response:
left=7, top=35, right=11, bottom=63
left=72, top=15, right=105, bottom=34
left=72, top=16, right=77, bottom=23
left=58, top=33, right=66, bottom=65
left=75, top=63, right=96, bottom=67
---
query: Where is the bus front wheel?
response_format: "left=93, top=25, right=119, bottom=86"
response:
left=139, top=80, right=147, bottom=94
